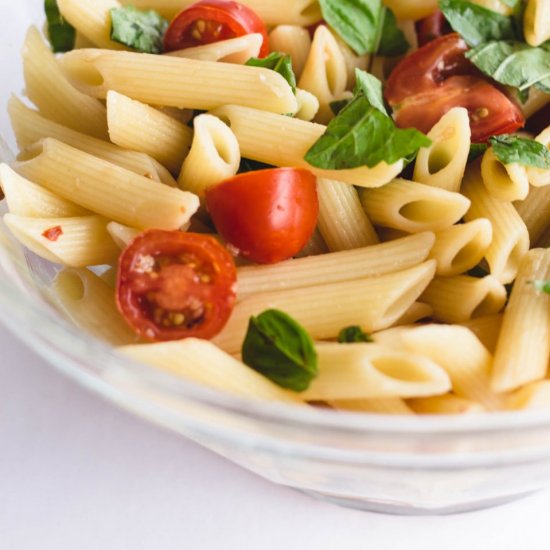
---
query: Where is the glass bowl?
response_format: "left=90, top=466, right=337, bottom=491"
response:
left=3, top=0, right=550, bottom=516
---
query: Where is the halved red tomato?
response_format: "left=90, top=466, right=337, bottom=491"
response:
left=385, top=33, right=525, bottom=142
left=163, top=0, right=269, bottom=57
left=205, top=168, right=318, bottom=264
left=116, top=230, right=237, bottom=341
left=415, top=10, right=451, bottom=46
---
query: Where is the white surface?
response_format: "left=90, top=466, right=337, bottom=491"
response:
left=3, top=326, right=550, bottom=550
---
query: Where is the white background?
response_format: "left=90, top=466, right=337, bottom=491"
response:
left=2, top=1, right=550, bottom=549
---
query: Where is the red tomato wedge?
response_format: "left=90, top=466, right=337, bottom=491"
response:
left=116, top=230, right=237, bottom=342
left=415, top=10, right=451, bottom=46
left=163, top=0, right=269, bottom=57
left=205, top=168, right=319, bottom=264
left=385, top=33, right=525, bottom=142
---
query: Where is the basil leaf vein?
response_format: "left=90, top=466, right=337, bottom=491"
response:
left=241, top=310, right=318, bottom=392
left=489, top=135, right=550, bottom=168
left=45, top=0, right=76, bottom=53
left=110, top=6, right=168, bottom=54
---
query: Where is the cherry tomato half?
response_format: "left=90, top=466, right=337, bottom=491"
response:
left=163, top=0, right=269, bottom=57
left=415, top=10, right=451, bottom=47
left=385, top=33, right=525, bottom=142
left=205, top=168, right=318, bottom=264
left=116, top=230, right=237, bottom=341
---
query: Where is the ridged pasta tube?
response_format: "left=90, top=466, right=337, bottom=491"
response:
left=506, top=381, right=550, bottom=411
left=328, top=398, right=414, bottom=415
left=106, top=222, right=140, bottom=249
left=524, top=0, right=550, bottom=46
left=527, top=127, right=550, bottom=187
left=481, top=147, right=530, bottom=201
left=460, top=314, right=503, bottom=354
left=514, top=184, right=550, bottom=245
left=408, top=395, right=485, bottom=415
left=268, top=26, right=311, bottom=79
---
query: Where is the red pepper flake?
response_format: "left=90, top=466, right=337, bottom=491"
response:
left=42, top=225, right=63, bottom=242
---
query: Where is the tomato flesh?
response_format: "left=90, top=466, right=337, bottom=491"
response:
left=164, top=0, right=269, bottom=57
left=385, top=33, right=525, bottom=142
left=415, top=10, right=451, bottom=46
left=205, top=168, right=319, bottom=264
left=116, top=230, right=237, bottom=341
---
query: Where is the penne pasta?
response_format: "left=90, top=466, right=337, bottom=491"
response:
left=236, top=232, right=436, bottom=298
left=328, top=398, right=414, bottom=415
left=506, top=381, right=550, bottom=411
left=382, top=0, right=439, bottom=20
left=60, top=49, right=298, bottom=115
left=107, top=91, right=193, bottom=175
left=462, top=163, right=530, bottom=284
left=481, top=147, right=530, bottom=202
left=106, top=221, right=140, bottom=249
left=514, top=183, right=550, bottom=245
left=413, top=107, right=471, bottom=193
left=268, top=25, right=311, bottom=79
left=360, top=178, right=471, bottom=233
left=210, top=105, right=404, bottom=188
left=524, top=0, right=550, bottom=46
left=527, top=126, right=550, bottom=187
left=295, top=228, right=329, bottom=258
left=317, top=178, right=379, bottom=251
left=4, top=213, right=120, bottom=267
left=408, top=395, right=485, bottom=415
left=294, top=88, right=320, bottom=122
left=460, top=314, right=503, bottom=354
left=491, top=248, right=550, bottom=392
left=421, top=274, right=507, bottom=323
left=394, top=302, right=434, bottom=326
left=429, top=219, right=493, bottom=276
left=14, top=138, right=199, bottom=230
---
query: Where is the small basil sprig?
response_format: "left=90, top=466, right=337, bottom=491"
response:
left=330, top=69, right=387, bottom=115
left=305, top=92, right=431, bottom=170
left=241, top=310, right=318, bottom=392
left=110, top=6, right=168, bottom=54
left=338, top=326, right=373, bottom=343
left=44, top=0, right=76, bottom=53
left=489, top=135, right=550, bottom=169
left=246, top=52, right=297, bottom=94
left=468, top=142, right=488, bottom=162
left=530, top=280, right=550, bottom=294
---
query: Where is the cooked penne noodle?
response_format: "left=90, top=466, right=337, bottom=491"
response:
left=408, top=395, right=485, bottom=415
left=294, top=228, right=329, bottom=258
left=522, top=87, right=550, bottom=118
left=4, top=213, right=120, bottom=267
left=118, top=338, right=302, bottom=404
left=335, top=36, right=369, bottom=88
left=382, top=0, right=439, bottom=20
left=178, top=114, right=240, bottom=196
left=396, top=325, right=504, bottom=410
left=460, top=314, right=503, bottom=354
left=360, top=178, right=471, bottom=233
left=328, top=398, right=414, bottom=415
left=481, top=147, right=530, bottom=202
left=527, top=127, right=550, bottom=187
left=537, top=223, right=550, bottom=248
left=236, top=232, right=435, bottom=298
left=413, top=107, right=471, bottom=193
left=57, top=0, right=125, bottom=50
left=462, top=163, right=530, bottom=284
left=60, top=49, right=298, bottom=115
left=317, top=178, right=379, bottom=251
left=22, top=27, right=108, bottom=140
left=120, top=0, right=323, bottom=26
left=514, top=183, right=550, bottom=245
left=14, top=139, right=199, bottom=230
left=421, top=275, right=507, bottom=323
left=107, top=91, right=193, bottom=175
left=394, top=302, right=434, bottom=326
left=214, top=261, right=437, bottom=353
left=506, top=381, right=550, bottom=411
left=210, top=105, right=404, bottom=188
left=268, top=25, right=311, bottom=79
left=300, top=344, right=451, bottom=401
left=0, top=164, right=89, bottom=218
left=167, top=34, right=263, bottom=64
left=429, top=219, right=493, bottom=276
left=8, top=96, right=176, bottom=186
left=298, top=26, right=347, bottom=124
left=524, top=0, right=550, bottom=46
left=53, top=268, right=136, bottom=345
left=491, top=248, right=550, bottom=392
left=106, top=222, right=140, bottom=249
left=294, top=89, right=320, bottom=122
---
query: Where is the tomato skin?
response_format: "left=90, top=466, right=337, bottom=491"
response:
left=385, top=33, right=525, bottom=142
left=205, top=168, right=319, bottom=264
left=163, top=0, right=269, bottom=57
left=116, top=230, right=237, bottom=342
left=415, top=10, right=451, bottom=46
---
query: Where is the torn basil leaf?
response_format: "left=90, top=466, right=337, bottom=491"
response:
left=354, top=69, right=388, bottom=115
left=338, top=326, right=373, bottom=343
left=468, top=142, right=488, bottom=162
left=531, top=280, right=550, bottom=294
left=489, top=135, right=550, bottom=169
left=242, top=310, right=318, bottom=392
left=377, top=7, right=409, bottom=57
left=45, top=0, right=76, bottom=53
left=305, top=93, right=431, bottom=170
left=246, top=52, right=297, bottom=94
left=110, top=6, right=168, bottom=54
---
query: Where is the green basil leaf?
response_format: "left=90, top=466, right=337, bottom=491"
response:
left=304, top=93, right=431, bottom=170
left=489, top=135, right=550, bottom=168
left=44, top=0, right=76, bottom=53
left=468, top=142, right=488, bottom=162
left=241, top=310, right=318, bottom=392
left=377, top=7, right=410, bottom=57
left=531, top=280, right=550, bottom=294
left=439, top=0, right=517, bottom=47
left=318, top=0, right=382, bottom=55
left=246, top=52, right=297, bottom=94
left=354, top=69, right=388, bottom=115
left=500, top=0, right=521, bottom=7
left=330, top=99, right=351, bottom=115
left=338, top=326, right=373, bottom=343
left=466, top=40, right=550, bottom=92
left=110, top=6, right=168, bottom=54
